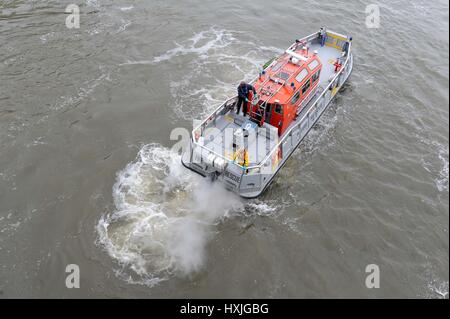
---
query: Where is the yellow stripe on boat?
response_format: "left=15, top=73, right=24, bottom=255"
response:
left=331, top=86, right=340, bottom=97
left=325, top=32, right=347, bottom=49
left=326, top=32, right=347, bottom=41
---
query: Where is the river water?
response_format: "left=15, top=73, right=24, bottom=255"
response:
left=0, top=0, right=448, bottom=298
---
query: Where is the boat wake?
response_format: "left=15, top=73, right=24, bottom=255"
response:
left=419, top=135, right=449, bottom=193
left=97, top=144, right=278, bottom=286
left=154, top=27, right=283, bottom=121
left=97, top=28, right=287, bottom=286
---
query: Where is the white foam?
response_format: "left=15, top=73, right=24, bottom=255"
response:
left=53, top=69, right=110, bottom=111
left=116, top=19, right=131, bottom=33
left=119, top=6, right=134, bottom=12
left=436, top=146, right=449, bottom=192
left=86, top=0, right=100, bottom=9
left=152, top=27, right=282, bottom=121
left=243, top=200, right=279, bottom=217
left=424, top=269, right=449, bottom=299
left=119, top=27, right=282, bottom=120
left=119, top=60, right=154, bottom=66
left=40, top=32, right=56, bottom=44
left=153, top=28, right=233, bottom=64
left=418, top=135, right=449, bottom=193
left=84, top=1, right=134, bottom=36
left=428, top=280, right=449, bottom=299
left=97, top=144, right=246, bottom=285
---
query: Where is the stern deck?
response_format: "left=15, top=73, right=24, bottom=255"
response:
left=202, top=110, right=277, bottom=166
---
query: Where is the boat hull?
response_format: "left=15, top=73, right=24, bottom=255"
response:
left=181, top=29, right=354, bottom=198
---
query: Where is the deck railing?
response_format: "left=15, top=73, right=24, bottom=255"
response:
left=190, top=30, right=352, bottom=174
left=246, top=38, right=353, bottom=173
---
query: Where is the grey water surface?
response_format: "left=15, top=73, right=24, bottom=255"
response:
left=0, top=0, right=448, bottom=298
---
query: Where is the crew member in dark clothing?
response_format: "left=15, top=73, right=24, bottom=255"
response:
left=236, top=81, right=256, bottom=117
left=318, top=27, right=327, bottom=47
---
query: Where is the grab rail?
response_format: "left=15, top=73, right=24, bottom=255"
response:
left=190, top=29, right=351, bottom=171
left=191, top=31, right=319, bottom=142
left=246, top=38, right=352, bottom=171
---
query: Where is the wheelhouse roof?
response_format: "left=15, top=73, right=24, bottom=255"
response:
left=254, top=48, right=322, bottom=105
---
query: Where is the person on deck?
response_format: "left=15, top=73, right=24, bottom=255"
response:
left=318, top=27, right=327, bottom=47
left=236, top=81, right=256, bottom=117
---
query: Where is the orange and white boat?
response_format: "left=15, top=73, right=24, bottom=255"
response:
left=182, top=27, right=354, bottom=198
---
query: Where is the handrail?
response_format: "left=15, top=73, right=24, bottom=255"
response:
left=191, top=31, right=318, bottom=140
left=295, top=77, right=320, bottom=112
left=246, top=37, right=352, bottom=170
left=190, top=29, right=351, bottom=171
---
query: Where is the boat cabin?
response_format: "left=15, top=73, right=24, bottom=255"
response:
left=249, top=44, right=322, bottom=135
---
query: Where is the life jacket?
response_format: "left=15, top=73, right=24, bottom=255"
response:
left=233, top=149, right=249, bottom=167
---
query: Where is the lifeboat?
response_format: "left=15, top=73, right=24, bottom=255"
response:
left=182, top=28, right=354, bottom=198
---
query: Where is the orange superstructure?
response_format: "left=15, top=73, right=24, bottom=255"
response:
left=249, top=43, right=322, bottom=135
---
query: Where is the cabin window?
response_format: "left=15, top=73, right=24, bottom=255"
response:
left=302, top=79, right=311, bottom=95
left=276, top=71, right=290, bottom=81
left=291, top=91, right=301, bottom=104
left=295, top=68, right=308, bottom=83
left=312, top=70, right=321, bottom=83
left=272, top=61, right=284, bottom=72
left=275, top=103, right=283, bottom=114
left=308, top=59, right=320, bottom=71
